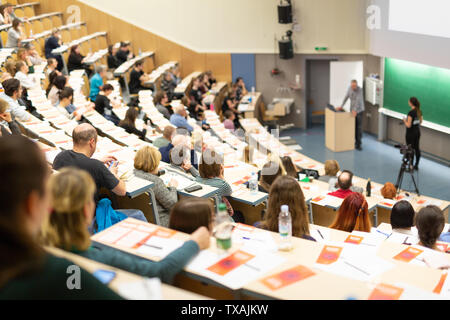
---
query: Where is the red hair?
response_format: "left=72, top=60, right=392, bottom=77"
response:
left=329, top=193, right=371, bottom=233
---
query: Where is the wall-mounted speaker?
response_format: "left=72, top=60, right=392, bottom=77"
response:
left=278, top=2, right=292, bottom=24
left=279, top=39, right=293, bottom=60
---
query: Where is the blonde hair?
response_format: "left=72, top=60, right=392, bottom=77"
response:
left=0, top=98, right=9, bottom=113
left=324, top=160, right=340, bottom=176
left=134, top=146, right=161, bottom=173
left=40, top=168, right=95, bottom=252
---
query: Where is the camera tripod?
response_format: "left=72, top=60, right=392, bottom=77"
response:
left=395, top=158, right=420, bottom=196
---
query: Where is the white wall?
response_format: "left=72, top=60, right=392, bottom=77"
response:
left=78, top=0, right=368, bottom=54
left=369, top=0, right=450, bottom=70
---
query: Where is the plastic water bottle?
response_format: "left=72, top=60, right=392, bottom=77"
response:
left=214, top=204, right=233, bottom=253
left=366, top=178, right=372, bottom=197
left=278, top=205, right=293, bottom=251
left=249, top=172, right=258, bottom=195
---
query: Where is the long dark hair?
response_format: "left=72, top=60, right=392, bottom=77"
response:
left=409, top=97, right=422, bottom=119
left=169, top=198, right=213, bottom=234
left=281, top=156, right=298, bottom=179
left=0, top=136, right=49, bottom=288
left=47, top=74, right=66, bottom=96
left=119, top=106, right=139, bottom=128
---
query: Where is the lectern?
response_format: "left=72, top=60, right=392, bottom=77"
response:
left=325, top=108, right=355, bottom=152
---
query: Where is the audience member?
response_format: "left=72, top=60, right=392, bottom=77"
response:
left=416, top=206, right=445, bottom=251
left=329, top=192, right=371, bottom=233
left=169, top=198, right=214, bottom=234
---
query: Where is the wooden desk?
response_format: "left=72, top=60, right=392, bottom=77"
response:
left=46, top=247, right=209, bottom=300
left=238, top=93, right=262, bottom=119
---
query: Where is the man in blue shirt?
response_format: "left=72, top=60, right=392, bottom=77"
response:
left=159, top=134, right=198, bottom=169
left=170, top=104, right=193, bottom=133
left=90, top=65, right=107, bottom=102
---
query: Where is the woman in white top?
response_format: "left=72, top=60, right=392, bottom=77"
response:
left=56, top=87, right=81, bottom=121
left=47, top=75, right=68, bottom=106
left=14, top=61, right=37, bottom=90
left=5, top=19, right=24, bottom=48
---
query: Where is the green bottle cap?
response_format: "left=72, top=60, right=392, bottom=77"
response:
left=218, top=203, right=227, bottom=211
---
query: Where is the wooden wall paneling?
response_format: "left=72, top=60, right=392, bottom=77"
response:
left=155, top=36, right=182, bottom=68
left=180, top=47, right=206, bottom=78
left=205, top=53, right=232, bottom=83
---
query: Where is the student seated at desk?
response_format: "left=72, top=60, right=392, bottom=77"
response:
left=190, top=77, right=207, bottom=107
left=170, top=104, right=194, bottom=133
left=17, top=47, right=35, bottom=75
left=223, top=110, right=236, bottom=132
left=205, top=70, right=217, bottom=89
left=415, top=206, right=446, bottom=252
left=53, top=123, right=147, bottom=229
left=1, top=78, right=31, bottom=122
left=170, top=198, right=213, bottom=234
left=328, top=170, right=357, bottom=199
left=235, top=77, right=248, bottom=101
left=169, top=66, right=181, bottom=87
left=160, top=134, right=198, bottom=170
left=259, top=161, right=283, bottom=193
left=255, top=176, right=315, bottom=241
left=67, top=44, right=93, bottom=78
left=44, top=29, right=64, bottom=72
left=56, top=87, right=82, bottom=121
left=115, top=41, right=133, bottom=65
left=119, top=106, right=147, bottom=140
left=14, top=61, right=38, bottom=90
left=41, top=167, right=210, bottom=284
left=47, top=74, right=68, bottom=106
left=381, top=182, right=397, bottom=200
left=129, top=61, right=150, bottom=95
left=89, top=65, right=107, bottom=102
left=153, top=126, right=175, bottom=149
left=318, top=160, right=340, bottom=191
left=281, top=156, right=300, bottom=179
left=390, top=200, right=416, bottom=236
left=6, top=19, right=25, bottom=48
left=133, top=146, right=178, bottom=227
left=329, top=192, right=371, bottom=233
left=196, top=149, right=237, bottom=219
left=197, top=111, right=211, bottom=131
left=0, top=98, right=21, bottom=136
left=154, top=91, right=172, bottom=120
left=107, top=45, right=121, bottom=70
left=95, top=84, right=121, bottom=126
left=169, top=144, right=200, bottom=178
left=0, top=136, right=122, bottom=300
left=46, top=58, right=61, bottom=76
left=161, top=71, right=177, bottom=101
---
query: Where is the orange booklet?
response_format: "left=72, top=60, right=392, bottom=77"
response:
left=344, top=235, right=364, bottom=245
left=261, top=265, right=316, bottom=291
left=393, top=247, right=423, bottom=263
left=436, top=242, right=449, bottom=252
left=369, top=283, right=404, bottom=300
left=312, top=196, right=326, bottom=203
left=316, top=245, right=343, bottom=265
left=433, top=272, right=448, bottom=294
left=207, top=250, right=255, bottom=276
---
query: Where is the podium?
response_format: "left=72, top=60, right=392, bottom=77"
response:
left=325, top=108, right=355, bottom=152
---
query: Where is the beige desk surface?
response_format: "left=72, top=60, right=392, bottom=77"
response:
left=46, top=246, right=209, bottom=300
left=91, top=218, right=448, bottom=300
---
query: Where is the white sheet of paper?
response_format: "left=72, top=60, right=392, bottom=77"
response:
left=186, top=247, right=285, bottom=290
left=117, top=278, right=163, bottom=300
left=136, top=236, right=184, bottom=259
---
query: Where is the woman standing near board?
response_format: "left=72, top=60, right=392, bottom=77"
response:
left=403, top=97, right=423, bottom=170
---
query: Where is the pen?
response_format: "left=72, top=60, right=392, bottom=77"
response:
left=343, top=261, right=370, bottom=276
left=244, top=264, right=260, bottom=272
left=144, top=244, right=163, bottom=250
left=317, top=229, right=324, bottom=239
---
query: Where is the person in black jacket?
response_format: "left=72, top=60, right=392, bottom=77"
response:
left=119, top=106, right=147, bottom=140
left=115, top=41, right=133, bottom=65
left=44, top=29, right=64, bottom=72
left=67, top=44, right=93, bottom=77
left=107, top=45, right=121, bottom=70
left=94, top=84, right=120, bottom=125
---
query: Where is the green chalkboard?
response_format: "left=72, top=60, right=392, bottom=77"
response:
left=384, top=58, right=450, bottom=127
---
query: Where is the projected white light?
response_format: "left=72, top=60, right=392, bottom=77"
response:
left=389, top=0, right=450, bottom=39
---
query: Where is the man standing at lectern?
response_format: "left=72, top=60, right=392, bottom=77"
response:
left=337, top=80, right=365, bottom=151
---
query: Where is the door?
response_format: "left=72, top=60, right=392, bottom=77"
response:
left=306, top=60, right=331, bottom=128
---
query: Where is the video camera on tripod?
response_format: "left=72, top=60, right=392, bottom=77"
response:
left=394, top=144, right=419, bottom=195
left=395, top=144, right=415, bottom=169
